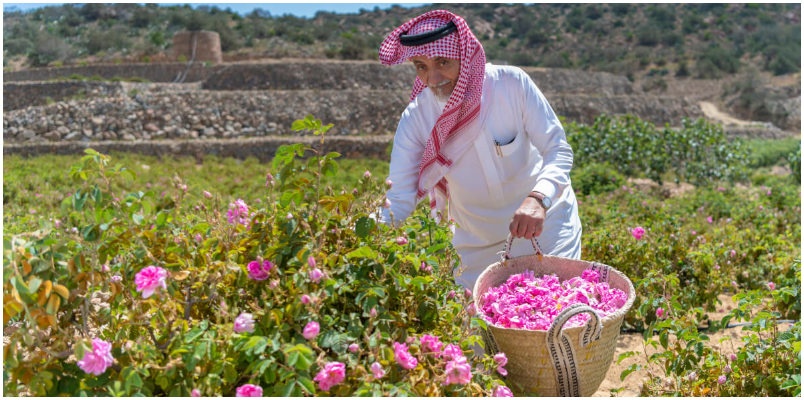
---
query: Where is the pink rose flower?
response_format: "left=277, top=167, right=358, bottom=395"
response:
left=77, top=338, right=115, bottom=376
left=768, top=282, right=776, bottom=290
left=101, top=264, right=110, bottom=272
left=383, top=198, right=391, bottom=209
left=724, top=364, right=732, bottom=374
left=301, top=294, right=311, bottom=305
left=270, top=280, right=279, bottom=289
left=110, top=274, right=122, bottom=283
left=494, top=352, right=508, bottom=376
left=718, top=375, right=727, bottom=384
left=447, top=290, right=456, bottom=300
left=714, top=265, right=720, bottom=270
left=441, top=344, right=465, bottom=362
left=233, top=312, right=255, bottom=334
left=235, top=384, right=263, bottom=397
left=467, top=304, right=476, bottom=316
left=134, top=265, right=168, bottom=298
left=396, top=236, right=408, bottom=245
left=348, top=343, right=359, bottom=353
left=420, top=334, right=443, bottom=353
left=493, top=385, right=514, bottom=397
left=370, top=361, right=385, bottom=379
left=191, top=389, right=201, bottom=397
left=227, top=199, right=250, bottom=226
left=444, top=358, right=472, bottom=385
left=313, top=362, right=346, bottom=391
left=393, top=342, right=418, bottom=369
left=303, top=321, right=320, bottom=340
left=363, top=170, right=371, bottom=179
left=309, top=268, right=324, bottom=283
left=729, top=353, right=737, bottom=362
left=385, top=179, right=393, bottom=188
left=194, top=233, right=203, bottom=242
left=307, top=256, right=316, bottom=268
left=370, top=308, right=378, bottom=318
left=656, top=308, right=665, bottom=318
left=707, top=216, right=713, bottom=223
left=631, top=227, right=645, bottom=240
left=687, top=371, right=697, bottom=381
left=286, top=213, right=293, bottom=220
left=247, top=260, right=273, bottom=281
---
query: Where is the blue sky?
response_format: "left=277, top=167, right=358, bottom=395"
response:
left=2, top=3, right=431, bottom=19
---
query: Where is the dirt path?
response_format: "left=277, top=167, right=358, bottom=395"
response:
left=699, top=101, right=754, bottom=127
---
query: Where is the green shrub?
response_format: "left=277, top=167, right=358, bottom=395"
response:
left=675, top=59, right=690, bottom=77
left=566, top=114, right=750, bottom=186
left=142, top=56, right=151, bottom=63
left=4, top=38, right=33, bottom=55
left=569, top=162, right=625, bottom=196
left=178, top=54, right=188, bottom=62
left=2, top=120, right=510, bottom=396
left=746, top=137, right=801, bottom=169
left=788, top=149, right=801, bottom=184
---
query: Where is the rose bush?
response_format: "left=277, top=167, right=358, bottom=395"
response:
left=2, top=116, right=512, bottom=396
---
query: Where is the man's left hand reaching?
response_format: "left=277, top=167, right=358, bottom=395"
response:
left=509, top=196, right=546, bottom=239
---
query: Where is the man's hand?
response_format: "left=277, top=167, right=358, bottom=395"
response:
left=509, top=196, right=546, bottom=239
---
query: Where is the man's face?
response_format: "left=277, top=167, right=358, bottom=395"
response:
left=410, top=56, right=461, bottom=102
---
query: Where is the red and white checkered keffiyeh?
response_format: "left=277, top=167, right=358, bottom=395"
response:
left=379, top=10, right=486, bottom=223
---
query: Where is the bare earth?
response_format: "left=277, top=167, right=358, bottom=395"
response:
left=699, top=101, right=755, bottom=127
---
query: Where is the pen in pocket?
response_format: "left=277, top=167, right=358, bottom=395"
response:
left=494, top=139, right=503, bottom=156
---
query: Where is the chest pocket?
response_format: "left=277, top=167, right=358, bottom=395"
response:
left=494, top=125, right=531, bottom=183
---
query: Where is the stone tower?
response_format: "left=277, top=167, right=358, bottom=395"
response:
left=172, top=30, right=222, bottom=64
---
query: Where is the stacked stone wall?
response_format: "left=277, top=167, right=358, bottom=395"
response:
left=3, top=63, right=224, bottom=83
left=3, top=81, right=124, bottom=111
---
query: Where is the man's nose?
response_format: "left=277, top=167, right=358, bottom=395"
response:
left=428, top=70, right=443, bottom=86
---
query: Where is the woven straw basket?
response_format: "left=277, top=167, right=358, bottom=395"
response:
left=472, top=235, right=636, bottom=397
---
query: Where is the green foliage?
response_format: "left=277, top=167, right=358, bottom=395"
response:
left=178, top=55, right=188, bottom=62
left=566, top=114, right=750, bottom=186
left=745, top=137, right=801, bottom=169
left=2, top=119, right=508, bottom=397
left=619, top=264, right=800, bottom=396
left=3, top=3, right=797, bottom=75
left=4, top=38, right=33, bottom=56
left=787, top=149, right=800, bottom=184
left=569, top=162, right=625, bottom=196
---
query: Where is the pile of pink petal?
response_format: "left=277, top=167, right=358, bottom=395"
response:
left=480, top=269, right=627, bottom=330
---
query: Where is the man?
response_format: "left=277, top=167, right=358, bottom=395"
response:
left=377, top=10, right=582, bottom=292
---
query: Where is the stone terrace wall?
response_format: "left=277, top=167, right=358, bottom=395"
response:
left=202, top=63, right=635, bottom=95
left=3, top=135, right=395, bottom=162
left=3, top=62, right=225, bottom=83
left=3, top=90, right=702, bottom=144
left=5, top=61, right=636, bottom=95
left=4, top=81, right=125, bottom=111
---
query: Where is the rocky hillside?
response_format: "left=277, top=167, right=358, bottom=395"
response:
left=3, top=3, right=800, bottom=81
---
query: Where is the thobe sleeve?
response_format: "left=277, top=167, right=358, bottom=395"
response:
left=517, top=68, right=574, bottom=204
left=377, top=107, right=427, bottom=228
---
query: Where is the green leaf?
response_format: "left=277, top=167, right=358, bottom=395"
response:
left=27, top=277, right=43, bottom=294
left=286, top=350, right=300, bottom=368
left=291, top=120, right=306, bottom=131
left=297, top=375, right=315, bottom=395
left=322, top=159, right=338, bottom=177
left=132, top=214, right=144, bottom=225
left=156, top=211, right=169, bottom=227
left=282, top=380, right=296, bottom=397
left=354, top=217, right=373, bottom=239
left=346, top=246, right=377, bottom=260
left=659, top=330, right=669, bottom=349
left=620, top=364, right=642, bottom=381
left=184, top=326, right=206, bottom=344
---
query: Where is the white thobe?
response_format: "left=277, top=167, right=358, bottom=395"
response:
left=379, top=63, right=583, bottom=291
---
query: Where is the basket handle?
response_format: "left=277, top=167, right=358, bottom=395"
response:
left=499, top=233, right=542, bottom=265
left=546, top=303, right=604, bottom=397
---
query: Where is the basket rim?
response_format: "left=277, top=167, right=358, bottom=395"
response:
left=472, top=254, right=637, bottom=334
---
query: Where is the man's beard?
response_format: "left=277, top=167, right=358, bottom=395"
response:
left=430, top=79, right=453, bottom=102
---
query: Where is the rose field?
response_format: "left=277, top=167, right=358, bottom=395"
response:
left=2, top=114, right=801, bottom=397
